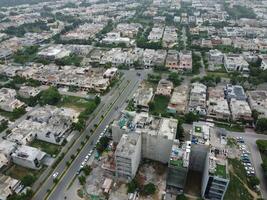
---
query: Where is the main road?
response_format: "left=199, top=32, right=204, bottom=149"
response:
left=32, top=69, right=149, bottom=200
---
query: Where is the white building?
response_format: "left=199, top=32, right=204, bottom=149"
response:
left=0, top=88, right=25, bottom=112
left=230, top=99, right=252, bottom=121
left=0, top=174, right=20, bottom=200
left=11, top=145, right=46, bottom=169
left=188, top=83, right=207, bottom=115
left=115, top=133, right=142, bottom=180
left=247, top=90, right=267, bottom=118
left=224, top=54, right=249, bottom=75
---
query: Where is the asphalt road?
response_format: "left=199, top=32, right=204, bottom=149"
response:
left=32, top=70, right=147, bottom=200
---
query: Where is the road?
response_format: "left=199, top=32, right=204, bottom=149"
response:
left=226, top=130, right=267, bottom=199
left=32, top=69, right=148, bottom=200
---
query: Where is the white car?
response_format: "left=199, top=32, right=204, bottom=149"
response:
left=52, top=172, right=59, bottom=179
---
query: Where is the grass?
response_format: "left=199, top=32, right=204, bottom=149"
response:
left=0, top=108, right=26, bottom=121
left=215, top=164, right=227, bottom=178
left=227, top=137, right=237, bottom=147
left=149, top=95, right=170, bottom=116
left=207, top=71, right=228, bottom=78
left=126, top=99, right=135, bottom=111
left=56, top=95, right=96, bottom=112
left=224, top=172, right=253, bottom=200
left=5, top=164, right=46, bottom=181
left=30, top=139, right=62, bottom=156
left=228, top=158, right=247, bottom=183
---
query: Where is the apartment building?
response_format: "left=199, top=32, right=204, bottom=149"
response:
left=115, top=133, right=141, bottom=180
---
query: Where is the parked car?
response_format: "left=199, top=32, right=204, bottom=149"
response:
left=52, top=172, right=59, bottom=179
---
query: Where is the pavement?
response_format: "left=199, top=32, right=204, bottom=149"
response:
left=32, top=69, right=148, bottom=200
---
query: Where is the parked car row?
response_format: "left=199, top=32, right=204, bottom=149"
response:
left=237, top=137, right=255, bottom=176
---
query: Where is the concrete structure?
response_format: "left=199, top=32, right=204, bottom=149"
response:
left=166, top=140, right=191, bottom=198
left=165, top=50, right=179, bottom=71
left=102, top=32, right=130, bottom=45
left=188, top=83, right=207, bottom=115
left=112, top=111, right=178, bottom=164
left=224, top=84, right=247, bottom=101
left=148, top=27, right=164, bottom=42
left=11, top=145, right=46, bottom=169
left=223, top=54, right=249, bottom=75
left=179, top=51, right=192, bottom=71
left=0, top=88, right=24, bottom=112
left=207, top=87, right=231, bottom=120
left=247, top=90, right=267, bottom=118
left=208, top=49, right=224, bottom=64
left=115, top=133, right=142, bottom=180
left=230, top=99, right=252, bottom=121
left=0, top=174, right=20, bottom=200
left=167, top=85, right=188, bottom=114
left=155, top=79, right=173, bottom=97
left=133, top=83, right=153, bottom=112
left=37, top=45, right=71, bottom=60
left=0, top=140, right=16, bottom=170
left=18, top=86, right=41, bottom=98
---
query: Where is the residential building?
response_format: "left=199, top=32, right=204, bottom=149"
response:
left=224, top=84, right=247, bottom=101
left=0, top=88, right=24, bottom=112
left=230, top=99, right=252, bottom=121
left=0, top=174, right=20, bottom=200
left=208, top=49, right=224, bottom=64
left=148, top=27, right=164, bottom=42
left=37, top=45, right=71, bottom=60
left=163, top=26, right=177, bottom=48
left=115, top=133, right=142, bottom=180
left=133, top=83, right=153, bottom=112
left=11, top=145, right=46, bottom=169
left=247, top=90, right=267, bottom=118
left=179, top=51, right=192, bottom=71
left=207, top=87, right=231, bottom=120
left=166, top=50, right=179, bottom=71
left=155, top=79, right=174, bottom=97
left=0, top=140, right=16, bottom=170
left=260, top=57, right=267, bottom=70
left=18, top=86, right=41, bottom=98
left=223, top=54, right=249, bottom=75
left=167, top=85, right=189, bottom=114
left=102, top=32, right=130, bottom=45
left=112, top=111, right=177, bottom=164
left=166, top=140, right=191, bottom=198
left=188, top=83, right=207, bottom=115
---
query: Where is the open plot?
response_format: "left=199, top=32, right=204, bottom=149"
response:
left=30, top=139, right=62, bottom=156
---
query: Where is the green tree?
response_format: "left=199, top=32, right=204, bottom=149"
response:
left=83, top=165, right=92, bottom=176
left=247, top=176, right=260, bottom=189
left=168, top=72, right=182, bottom=86
left=256, top=140, right=267, bottom=152
left=78, top=175, right=86, bottom=185
left=21, top=175, right=36, bottom=187
left=176, top=194, right=188, bottom=200
left=176, top=121, right=184, bottom=140
left=39, top=87, right=61, bottom=106
left=142, top=183, right=156, bottom=196
left=127, top=179, right=138, bottom=193
left=256, top=118, right=267, bottom=133
left=184, top=112, right=199, bottom=124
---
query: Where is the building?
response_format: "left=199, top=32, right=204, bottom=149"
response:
left=247, top=90, right=267, bottom=118
left=18, top=86, right=41, bottom=98
left=0, top=88, right=24, bottom=112
left=112, top=111, right=178, bottom=164
left=166, top=140, right=191, bottom=198
left=207, top=87, right=231, bottom=120
left=163, top=26, right=177, bottom=48
left=115, top=133, right=142, bottom=180
left=165, top=50, right=179, bottom=71
left=0, top=140, right=16, bottom=170
left=223, top=54, right=249, bottom=75
left=0, top=174, right=20, bottom=200
left=133, top=83, right=153, bottom=112
left=188, top=83, right=207, bottom=115
left=208, top=49, right=224, bottom=64
left=230, top=99, right=252, bottom=121
left=155, top=79, right=174, bottom=97
left=224, top=84, right=247, bottom=101
left=179, top=51, right=192, bottom=71
left=167, top=85, right=188, bottom=114
left=148, top=27, right=164, bottom=42
left=260, top=57, right=267, bottom=70
left=11, top=145, right=46, bottom=169
left=37, top=45, right=71, bottom=60
left=102, top=32, right=131, bottom=45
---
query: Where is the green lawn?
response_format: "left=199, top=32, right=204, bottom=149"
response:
left=5, top=164, right=46, bottom=181
left=149, top=95, right=170, bottom=116
left=0, top=108, right=26, bottom=121
left=228, top=158, right=247, bottom=183
left=224, top=172, right=253, bottom=200
left=215, top=164, right=227, bottom=178
left=30, top=139, right=62, bottom=156
left=56, top=95, right=96, bottom=112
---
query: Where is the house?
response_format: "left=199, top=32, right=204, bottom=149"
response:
left=247, top=90, right=267, bottom=118
left=167, top=85, right=189, bottom=114
left=0, top=88, right=25, bottom=112
left=148, top=27, right=164, bottom=42
left=230, top=99, right=252, bottom=121
left=133, top=83, right=153, bottom=112
left=18, top=86, right=41, bottom=99
left=207, top=87, right=231, bottom=120
left=208, top=49, right=224, bottom=64
left=179, top=51, right=192, bottom=71
left=0, top=174, right=20, bottom=200
left=155, top=79, right=174, bottom=97
left=260, top=57, right=267, bottom=70
left=11, top=145, right=46, bottom=169
left=37, top=45, right=71, bottom=60
left=188, top=83, right=207, bottom=115
left=224, top=84, right=247, bottom=101
left=102, top=32, right=130, bottom=45
left=223, top=54, right=249, bottom=75
left=166, top=50, right=179, bottom=71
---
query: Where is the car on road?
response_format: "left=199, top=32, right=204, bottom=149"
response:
left=52, top=172, right=59, bottom=179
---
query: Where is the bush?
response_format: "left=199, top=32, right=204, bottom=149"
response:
left=256, top=118, right=267, bottom=133
left=142, top=183, right=156, bottom=196
left=184, top=112, right=199, bottom=124
left=78, top=175, right=86, bottom=185
left=247, top=176, right=260, bottom=189
left=21, top=175, right=36, bottom=187
left=127, top=179, right=138, bottom=193
left=83, top=165, right=92, bottom=176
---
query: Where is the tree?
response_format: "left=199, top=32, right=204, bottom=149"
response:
left=176, top=194, right=188, bottom=200
left=176, top=121, right=184, bottom=140
left=39, top=87, right=61, bottom=106
left=168, top=72, right=182, bottom=86
left=184, top=112, right=199, bottom=124
left=78, top=175, right=86, bottom=185
left=21, top=175, right=36, bottom=187
left=127, top=179, right=138, bottom=193
left=142, top=183, right=156, bottom=196
left=94, top=96, right=101, bottom=105
left=256, top=140, right=267, bottom=152
left=256, top=118, right=267, bottom=133
left=83, top=165, right=92, bottom=176
left=247, top=176, right=260, bottom=189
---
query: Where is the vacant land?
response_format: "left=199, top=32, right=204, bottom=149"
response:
left=30, top=139, right=62, bottom=156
